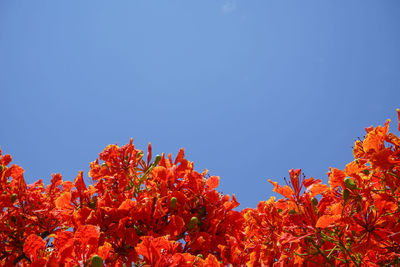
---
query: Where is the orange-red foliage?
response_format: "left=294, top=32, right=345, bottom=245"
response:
left=1, top=112, right=400, bottom=266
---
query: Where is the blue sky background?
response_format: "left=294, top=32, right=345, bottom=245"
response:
left=1, top=0, right=399, bottom=208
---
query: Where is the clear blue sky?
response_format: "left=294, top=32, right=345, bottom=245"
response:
left=1, top=1, right=399, bottom=208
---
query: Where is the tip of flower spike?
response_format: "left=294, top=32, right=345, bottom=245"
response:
left=397, top=108, right=400, bottom=131
left=147, top=143, right=152, bottom=165
left=129, top=138, right=133, bottom=145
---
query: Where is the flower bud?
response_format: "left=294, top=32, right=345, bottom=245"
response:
left=343, top=177, right=357, bottom=189
left=170, top=197, right=177, bottom=209
left=153, top=154, right=162, bottom=166
left=11, top=194, right=17, bottom=203
left=187, top=216, right=199, bottom=230
left=91, top=255, right=103, bottom=267
left=311, top=197, right=318, bottom=207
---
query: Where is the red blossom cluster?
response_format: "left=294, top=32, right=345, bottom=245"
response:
left=1, top=110, right=400, bottom=266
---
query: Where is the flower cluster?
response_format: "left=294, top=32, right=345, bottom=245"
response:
left=1, top=110, right=400, bottom=266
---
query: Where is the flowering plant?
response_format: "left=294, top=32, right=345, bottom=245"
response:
left=1, top=110, right=400, bottom=266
